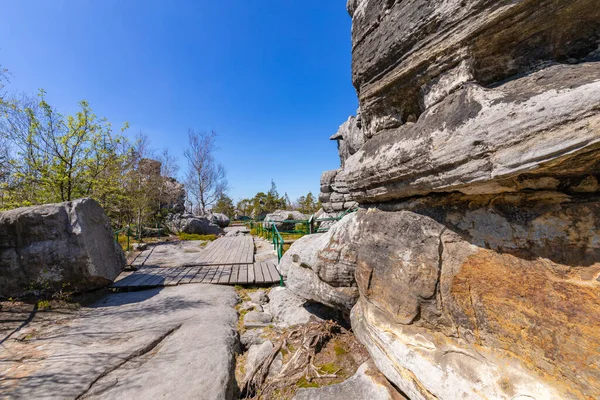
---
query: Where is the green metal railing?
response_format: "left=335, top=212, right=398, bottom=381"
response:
left=247, top=206, right=359, bottom=260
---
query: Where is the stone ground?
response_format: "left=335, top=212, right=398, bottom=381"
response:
left=0, top=285, right=239, bottom=400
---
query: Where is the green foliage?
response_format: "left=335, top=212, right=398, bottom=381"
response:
left=213, top=193, right=235, bottom=217
left=296, top=377, right=319, bottom=388
left=177, top=233, right=218, bottom=241
left=333, top=343, right=347, bottom=356
left=296, top=191, right=319, bottom=215
left=0, top=90, right=131, bottom=210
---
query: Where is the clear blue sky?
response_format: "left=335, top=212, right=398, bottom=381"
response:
left=0, top=0, right=355, bottom=202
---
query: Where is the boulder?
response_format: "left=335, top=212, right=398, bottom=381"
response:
left=248, top=289, right=268, bottom=306
left=268, top=287, right=320, bottom=327
left=352, top=207, right=600, bottom=399
left=303, top=1, right=600, bottom=398
left=240, top=329, right=266, bottom=350
left=243, top=311, right=273, bottom=329
left=209, top=213, right=230, bottom=228
left=293, top=360, right=407, bottom=400
left=165, top=213, right=223, bottom=235
left=0, top=198, right=125, bottom=297
left=263, top=210, right=308, bottom=231
left=244, top=340, right=274, bottom=381
left=280, top=214, right=360, bottom=312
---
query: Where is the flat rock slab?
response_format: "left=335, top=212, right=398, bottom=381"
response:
left=293, top=360, right=407, bottom=400
left=0, top=284, right=239, bottom=400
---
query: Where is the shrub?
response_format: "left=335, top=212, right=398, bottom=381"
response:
left=178, top=233, right=218, bottom=241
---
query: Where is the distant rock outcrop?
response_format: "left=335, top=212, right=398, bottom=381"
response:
left=286, top=1, right=600, bottom=398
left=0, top=198, right=125, bottom=297
left=165, top=213, right=223, bottom=236
left=263, top=210, right=307, bottom=231
left=209, top=213, right=230, bottom=228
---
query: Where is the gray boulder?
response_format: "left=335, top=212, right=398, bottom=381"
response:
left=268, top=287, right=320, bottom=327
left=244, top=340, right=274, bottom=381
left=243, top=311, right=273, bottom=329
left=209, top=213, right=230, bottom=228
left=293, top=360, right=407, bottom=400
left=264, top=210, right=308, bottom=231
left=165, top=213, right=223, bottom=235
left=0, top=198, right=125, bottom=297
left=248, top=289, right=268, bottom=306
left=280, top=214, right=360, bottom=312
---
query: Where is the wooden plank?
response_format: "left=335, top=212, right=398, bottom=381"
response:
left=211, top=265, right=224, bottom=284
left=165, top=267, right=190, bottom=286
left=247, top=262, right=256, bottom=284
left=127, top=268, right=166, bottom=287
left=112, top=267, right=161, bottom=288
left=218, top=266, right=233, bottom=284
left=143, top=270, right=169, bottom=287
left=254, top=263, right=265, bottom=284
left=237, top=264, right=248, bottom=284
left=229, top=265, right=240, bottom=284
left=266, top=262, right=281, bottom=283
left=179, top=267, right=202, bottom=284
left=190, top=266, right=210, bottom=283
left=261, top=262, right=274, bottom=282
left=159, top=268, right=179, bottom=286
left=203, top=266, right=219, bottom=283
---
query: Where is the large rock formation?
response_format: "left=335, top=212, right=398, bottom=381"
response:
left=286, top=0, right=600, bottom=398
left=165, top=213, right=223, bottom=236
left=264, top=210, right=308, bottom=230
left=0, top=198, right=125, bottom=297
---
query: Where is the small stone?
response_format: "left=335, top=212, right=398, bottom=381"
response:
left=240, top=329, right=266, bottom=350
left=244, top=341, right=274, bottom=381
left=248, top=290, right=269, bottom=306
left=243, top=311, right=273, bottom=329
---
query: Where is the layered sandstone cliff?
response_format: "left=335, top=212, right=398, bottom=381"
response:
left=286, top=0, right=600, bottom=398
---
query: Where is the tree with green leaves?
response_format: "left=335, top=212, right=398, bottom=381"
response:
left=0, top=90, right=130, bottom=208
left=213, top=193, right=235, bottom=217
left=297, top=191, right=319, bottom=214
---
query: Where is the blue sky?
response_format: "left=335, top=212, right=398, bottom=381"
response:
left=0, top=0, right=355, bottom=202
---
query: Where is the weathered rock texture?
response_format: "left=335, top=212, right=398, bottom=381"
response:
left=0, top=198, right=125, bottom=297
left=288, top=0, right=600, bottom=398
left=280, top=214, right=360, bottom=313
left=165, top=213, right=223, bottom=236
left=264, top=210, right=308, bottom=230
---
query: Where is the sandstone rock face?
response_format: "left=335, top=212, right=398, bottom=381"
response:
left=293, top=1, right=600, bottom=397
left=348, top=0, right=600, bottom=138
left=330, top=115, right=365, bottom=167
left=336, top=63, right=600, bottom=203
left=324, top=207, right=600, bottom=399
left=165, top=213, right=223, bottom=235
left=0, top=198, right=125, bottom=297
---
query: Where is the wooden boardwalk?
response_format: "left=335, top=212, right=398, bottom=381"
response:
left=191, top=236, right=254, bottom=266
left=111, top=261, right=281, bottom=289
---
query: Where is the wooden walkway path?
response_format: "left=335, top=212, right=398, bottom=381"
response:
left=111, top=261, right=281, bottom=289
left=191, top=236, right=254, bottom=266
